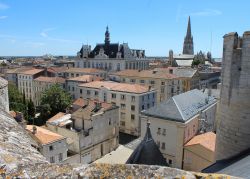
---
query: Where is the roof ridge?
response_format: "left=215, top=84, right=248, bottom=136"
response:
left=172, top=97, right=185, bottom=120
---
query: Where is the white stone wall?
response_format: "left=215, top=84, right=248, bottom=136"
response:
left=41, top=138, right=68, bottom=163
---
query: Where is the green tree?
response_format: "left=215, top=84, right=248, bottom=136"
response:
left=40, top=84, right=72, bottom=120
left=27, top=99, right=35, bottom=124
left=8, top=83, right=25, bottom=112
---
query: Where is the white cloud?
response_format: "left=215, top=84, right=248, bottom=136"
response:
left=189, top=9, right=222, bottom=17
left=0, top=15, right=7, bottom=19
left=40, top=28, right=55, bottom=38
left=0, top=2, right=9, bottom=10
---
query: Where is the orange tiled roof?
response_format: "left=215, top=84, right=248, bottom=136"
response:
left=19, top=68, right=44, bottom=75
left=34, top=76, right=65, bottom=83
left=184, top=132, right=216, bottom=152
left=79, top=81, right=152, bottom=94
left=9, top=111, right=17, bottom=118
left=71, top=99, right=114, bottom=120
left=26, top=125, right=65, bottom=145
left=6, top=67, right=33, bottom=74
left=67, top=75, right=102, bottom=82
left=112, top=69, right=178, bottom=79
left=47, top=67, right=68, bottom=73
left=47, top=112, right=66, bottom=122
left=73, top=98, right=85, bottom=107
left=65, top=68, right=105, bottom=73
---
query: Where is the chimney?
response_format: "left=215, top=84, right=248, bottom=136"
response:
left=32, top=126, right=37, bottom=135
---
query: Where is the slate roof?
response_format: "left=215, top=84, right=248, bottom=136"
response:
left=126, top=122, right=168, bottom=166
left=202, top=148, right=250, bottom=178
left=88, top=43, right=123, bottom=58
left=142, top=89, right=217, bottom=122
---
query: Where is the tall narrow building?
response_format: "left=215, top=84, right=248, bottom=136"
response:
left=215, top=31, right=250, bottom=160
left=183, top=16, right=194, bottom=55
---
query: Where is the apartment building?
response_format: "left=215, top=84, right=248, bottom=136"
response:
left=5, top=67, right=32, bottom=86
left=77, top=81, right=156, bottom=136
left=64, top=68, right=107, bottom=79
left=17, top=68, right=45, bottom=101
left=66, top=75, right=102, bottom=99
left=33, top=76, right=66, bottom=106
left=109, top=69, right=182, bottom=104
left=46, top=99, right=119, bottom=164
left=26, top=125, right=68, bottom=163
left=140, top=89, right=217, bottom=169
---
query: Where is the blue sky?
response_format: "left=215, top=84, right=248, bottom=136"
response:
left=0, top=0, right=249, bottom=57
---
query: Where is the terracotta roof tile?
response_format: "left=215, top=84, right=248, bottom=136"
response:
left=112, top=69, right=178, bottom=79
left=184, top=132, right=216, bottom=152
left=47, top=112, right=66, bottom=122
left=67, top=75, right=102, bottom=82
left=79, top=81, right=153, bottom=94
left=34, top=76, right=65, bottom=83
left=26, top=125, right=65, bottom=145
left=73, top=98, right=85, bottom=107
left=19, top=68, right=44, bottom=75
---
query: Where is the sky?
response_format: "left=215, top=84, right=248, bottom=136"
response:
left=0, top=0, right=249, bottom=57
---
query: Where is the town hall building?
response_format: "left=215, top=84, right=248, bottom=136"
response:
left=74, top=26, right=150, bottom=72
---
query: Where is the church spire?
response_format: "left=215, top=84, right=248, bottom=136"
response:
left=105, top=26, right=110, bottom=45
left=187, top=16, right=192, bottom=38
left=183, top=16, right=194, bottom=55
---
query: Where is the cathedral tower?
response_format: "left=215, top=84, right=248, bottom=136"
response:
left=216, top=31, right=250, bottom=160
left=183, top=16, right=194, bottom=55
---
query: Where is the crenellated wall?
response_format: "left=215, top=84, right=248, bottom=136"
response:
left=216, top=31, right=250, bottom=160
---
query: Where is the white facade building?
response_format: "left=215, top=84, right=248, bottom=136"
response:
left=77, top=81, right=156, bottom=136
left=140, top=89, right=217, bottom=168
left=26, top=125, right=68, bottom=163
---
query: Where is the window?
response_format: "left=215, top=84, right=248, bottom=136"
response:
left=131, top=96, right=135, bottom=102
left=161, top=142, right=165, bottom=150
left=121, top=94, right=126, bottom=100
left=147, top=94, right=150, bottom=99
left=131, top=114, right=135, bottom=120
left=147, top=103, right=150, bottom=109
left=150, top=80, right=155, bottom=85
left=152, top=102, right=155, bottom=106
left=72, top=87, right=74, bottom=91
left=94, top=91, right=98, bottom=96
left=49, top=145, right=53, bottom=151
left=131, top=105, right=135, bottom=111
left=130, top=79, right=135, bottom=83
left=111, top=93, right=116, bottom=98
left=153, top=93, right=155, bottom=98
left=161, top=81, right=165, bottom=85
left=157, top=141, right=160, bottom=147
left=161, top=87, right=165, bottom=93
left=50, top=156, right=55, bottom=163
left=121, top=104, right=126, bottom=109
left=121, top=112, right=125, bottom=119
left=168, top=159, right=172, bottom=165
left=120, top=121, right=125, bottom=126
left=142, top=96, right=144, bottom=101
left=140, top=80, right=145, bottom=83
left=171, top=88, right=174, bottom=93
left=109, top=118, right=111, bottom=125
left=59, top=153, right=63, bottom=162
left=87, top=90, right=91, bottom=95
left=157, top=128, right=161, bottom=135
left=141, top=105, right=144, bottom=110
left=122, top=78, right=126, bottom=82
left=162, top=129, right=166, bottom=136
left=80, top=89, right=82, bottom=94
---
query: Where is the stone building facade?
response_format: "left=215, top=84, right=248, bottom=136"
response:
left=215, top=31, right=250, bottom=160
left=0, top=77, right=9, bottom=112
left=75, top=27, right=149, bottom=72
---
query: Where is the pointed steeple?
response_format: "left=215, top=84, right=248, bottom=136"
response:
left=126, top=120, right=168, bottom=166
left=186, top=16, right=192, bottom=38
left=105, top=26, right=110, bottom=45
left=183, top=16, right=194, bottom=55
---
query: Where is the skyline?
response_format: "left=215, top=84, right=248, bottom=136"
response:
left=0, top=0, right=250, bottom=57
